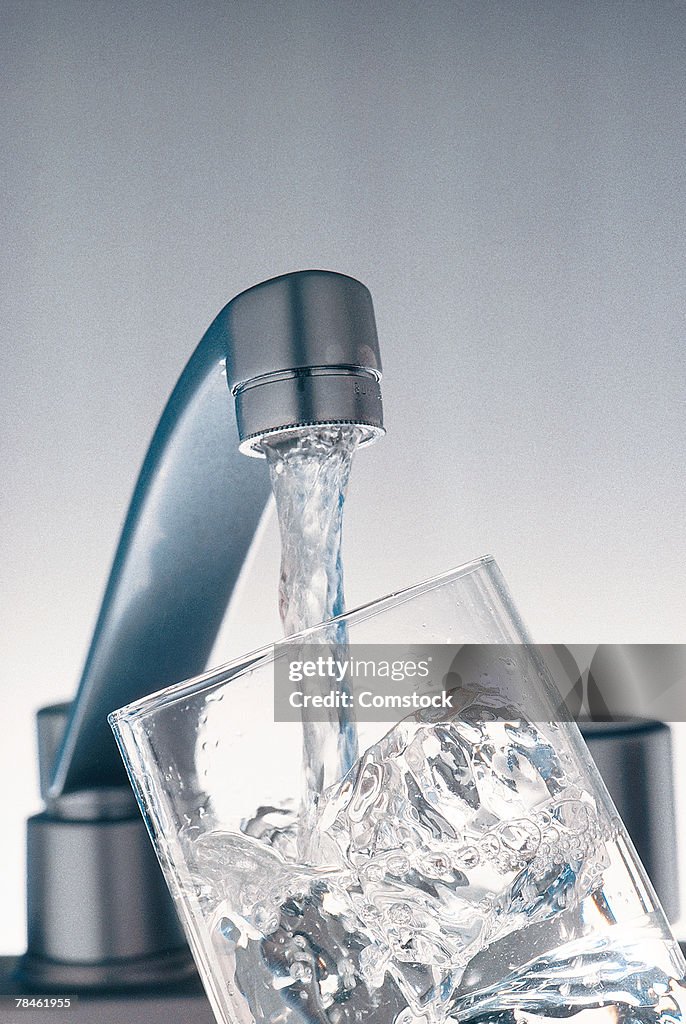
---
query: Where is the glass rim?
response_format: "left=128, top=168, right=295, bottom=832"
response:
left=109, top=553, right=497, bottom=728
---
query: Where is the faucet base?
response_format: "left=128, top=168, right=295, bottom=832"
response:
left=23, top=792, right=192, bottom=989
left=14, top=947, right=196, bottom=992
left=0, top=957, right=213, bottom=1023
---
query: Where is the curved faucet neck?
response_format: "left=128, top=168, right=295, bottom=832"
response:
left=50, top=305, right=271, bottom=796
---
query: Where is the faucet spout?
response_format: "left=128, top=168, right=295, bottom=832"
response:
left=50, top=269, right=384, bottom=797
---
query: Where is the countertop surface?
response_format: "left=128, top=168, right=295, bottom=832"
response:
left=0, top=958, right=214, bottom=1024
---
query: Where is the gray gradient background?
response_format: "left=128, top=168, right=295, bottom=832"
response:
left=1, top=0, right=685, bottom=953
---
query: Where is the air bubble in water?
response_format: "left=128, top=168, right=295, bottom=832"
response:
left=453, top=845, right=480, bottom=869
left=386, top=854, right=410, bottom=876
left=289, top=961, right=313, bottom=984
left=389, top=902, right=413, bottom=925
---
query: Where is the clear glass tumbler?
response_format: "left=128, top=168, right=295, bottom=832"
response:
left=109, top=556, right=685, bottom=1024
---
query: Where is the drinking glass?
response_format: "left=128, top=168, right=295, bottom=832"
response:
left=110, top=556, right=685, bottom=1024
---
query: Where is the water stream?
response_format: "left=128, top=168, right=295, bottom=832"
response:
left=261, top=424, right=365, bottom=820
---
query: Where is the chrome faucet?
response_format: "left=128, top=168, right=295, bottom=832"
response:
left=19, top=270, right=384, bottom=991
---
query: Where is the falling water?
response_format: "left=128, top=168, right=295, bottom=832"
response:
left=261, top=424, right=365, bottom=821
